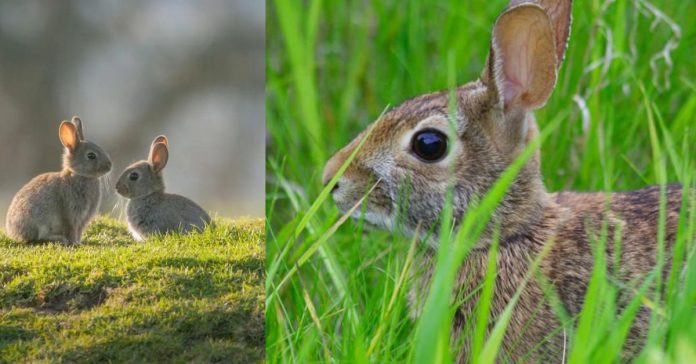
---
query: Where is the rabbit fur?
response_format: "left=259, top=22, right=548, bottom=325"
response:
left=5, top=116, right=112, bottom=244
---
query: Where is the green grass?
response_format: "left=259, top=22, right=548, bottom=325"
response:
left=0, top=216, right=265, bottom=363
left=267, top=0, right=696, bottom=363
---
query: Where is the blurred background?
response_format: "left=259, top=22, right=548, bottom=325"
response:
left=0, top=0, right=265, bottom=219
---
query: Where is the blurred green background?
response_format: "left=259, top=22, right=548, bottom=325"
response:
left=0, top=0, right=265, bottom=219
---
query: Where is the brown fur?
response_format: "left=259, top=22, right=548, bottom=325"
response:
left=438, top=185, right=683, bottom=362
left=322, top=0, right=693, bottom=361
left=5, top=117, right=112, bottom=244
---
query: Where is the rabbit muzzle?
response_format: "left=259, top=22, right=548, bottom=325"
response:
left=115, top=182, right=129, bottom=197
left=97, top=160, right=113, bottom=176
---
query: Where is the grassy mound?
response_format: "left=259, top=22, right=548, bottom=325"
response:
left=0, top=216, right=264, bottom=363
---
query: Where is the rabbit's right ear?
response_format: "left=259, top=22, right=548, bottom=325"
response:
left=149, top=142, right=169, bottom=173
left=506, top=0, right=572, bottom=65
left=71, top=116, right=85, bottom=140
left=59, top=121, right=80, bottom=151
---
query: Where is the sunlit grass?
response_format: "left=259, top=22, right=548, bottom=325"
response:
left=267, top=0, right=696, bottom=362
left=0, top=216, right=265, bottom=363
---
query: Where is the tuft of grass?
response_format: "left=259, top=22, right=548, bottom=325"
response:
left=0, top=216, right=265, bottom=363
left=267, top=0, right=696, bottom=363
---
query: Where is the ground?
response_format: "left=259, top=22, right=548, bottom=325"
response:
left=0, top=216, right=264, bottom=363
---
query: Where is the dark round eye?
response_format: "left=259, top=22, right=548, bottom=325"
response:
left=129, top=172, right=139, bottom=181
left=87, top=152, right=97, bottom=160
left=411, top=129, right=448, bottom=162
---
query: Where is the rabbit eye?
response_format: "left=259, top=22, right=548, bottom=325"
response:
left=87, top=152, right=97, bottom=160
left=411, top=129, right=448, bottom=162
left=129, top=172, right=139, bottom=181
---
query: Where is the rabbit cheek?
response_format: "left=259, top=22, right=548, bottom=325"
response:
left=403, top=180, right=448, bottom=231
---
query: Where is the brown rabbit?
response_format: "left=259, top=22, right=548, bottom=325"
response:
left=5, top=116, right=112, bottom=244
left=323, top=0, right=689, bottom=362
left=115, top=136, right=211, bottom=241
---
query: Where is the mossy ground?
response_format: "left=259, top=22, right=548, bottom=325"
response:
left=0, top=216, right=264, bottom=363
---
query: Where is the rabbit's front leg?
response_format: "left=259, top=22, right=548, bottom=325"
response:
left=69, top=231, right=82, bottom=245
left=65, top=224, right=82, bottom=245
left=75, top=223, right=90, bottom=245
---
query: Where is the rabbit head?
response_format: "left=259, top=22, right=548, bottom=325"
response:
left=322, top=1, right=572, bottom=245
left=116, top=135, right=169, bottom=199
left=60, top=116, right=112, bottom=178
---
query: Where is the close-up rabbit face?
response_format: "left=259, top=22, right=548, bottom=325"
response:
left=323, top=3, right=567, bottom=243
left=61, top=119, right=112, bottom=178
left=322, top=91, right=507, bottom=237
left=115, top=137, right=168, bottom=199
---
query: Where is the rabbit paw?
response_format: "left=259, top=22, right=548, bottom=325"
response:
left=44, top=235, right=71, bottom=244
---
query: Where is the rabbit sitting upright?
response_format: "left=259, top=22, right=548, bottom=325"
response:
left=5, top=116, right=112, bottom=244
left=116, top=135, right=211, bottom=241
left=323, top=0, right=689, bottom=362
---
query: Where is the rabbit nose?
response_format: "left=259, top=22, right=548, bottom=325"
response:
left=322, top=158, right=340, bottom=192
left=323, top=176, right=340, bottom=194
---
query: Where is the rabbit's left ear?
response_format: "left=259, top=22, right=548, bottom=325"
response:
left=149, top=142, right=169, bottom=173
left=59, top=121, right=80, bottom=151
left=71, top=116, right=85, bottom=140
left=152, top=135, right=169, bottom=148
left=484, top=4, right=557, bottom=112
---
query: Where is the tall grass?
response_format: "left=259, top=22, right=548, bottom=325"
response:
left=266, top=0, right=696, bottom=362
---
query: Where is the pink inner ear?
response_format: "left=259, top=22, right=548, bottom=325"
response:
left=499, top=26, right=535, bottom=107
left=509, top=1, right=573, bottom=64
left=494, top=5, right=556, bottom=111
left=60, top=122, right=79, bottom=151
left=502, top=79, right=523, bottom=106
left=151, top=144, right=168, bottom=172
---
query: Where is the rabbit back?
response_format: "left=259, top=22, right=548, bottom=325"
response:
left=126, top=192, right=211, bottom=240
left=413, top=185, right=687, bottom=362
left=546, top=185, right=684, bottom=352
left=5, top=171, right=101, bottom=243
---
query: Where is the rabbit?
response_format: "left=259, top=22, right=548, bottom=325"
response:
left=115, top=135, right=211, bottom=241
left=5, top=116, right=113, bottom=244
left=322, top=0, right=689, bottom=362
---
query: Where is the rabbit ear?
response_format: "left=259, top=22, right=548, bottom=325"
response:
left=59, top=121, right=80, bottom=151
left=149, top=142, right=169, bottom=173
left=152, top=135, right=169, bottom=148
left=149, top=136, right=169, bottom=168
left=71, top=116, right=85, bottom=140
left=483, top=4, right=558, bottom=112
left=507, top=0, right=572, bottom=64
